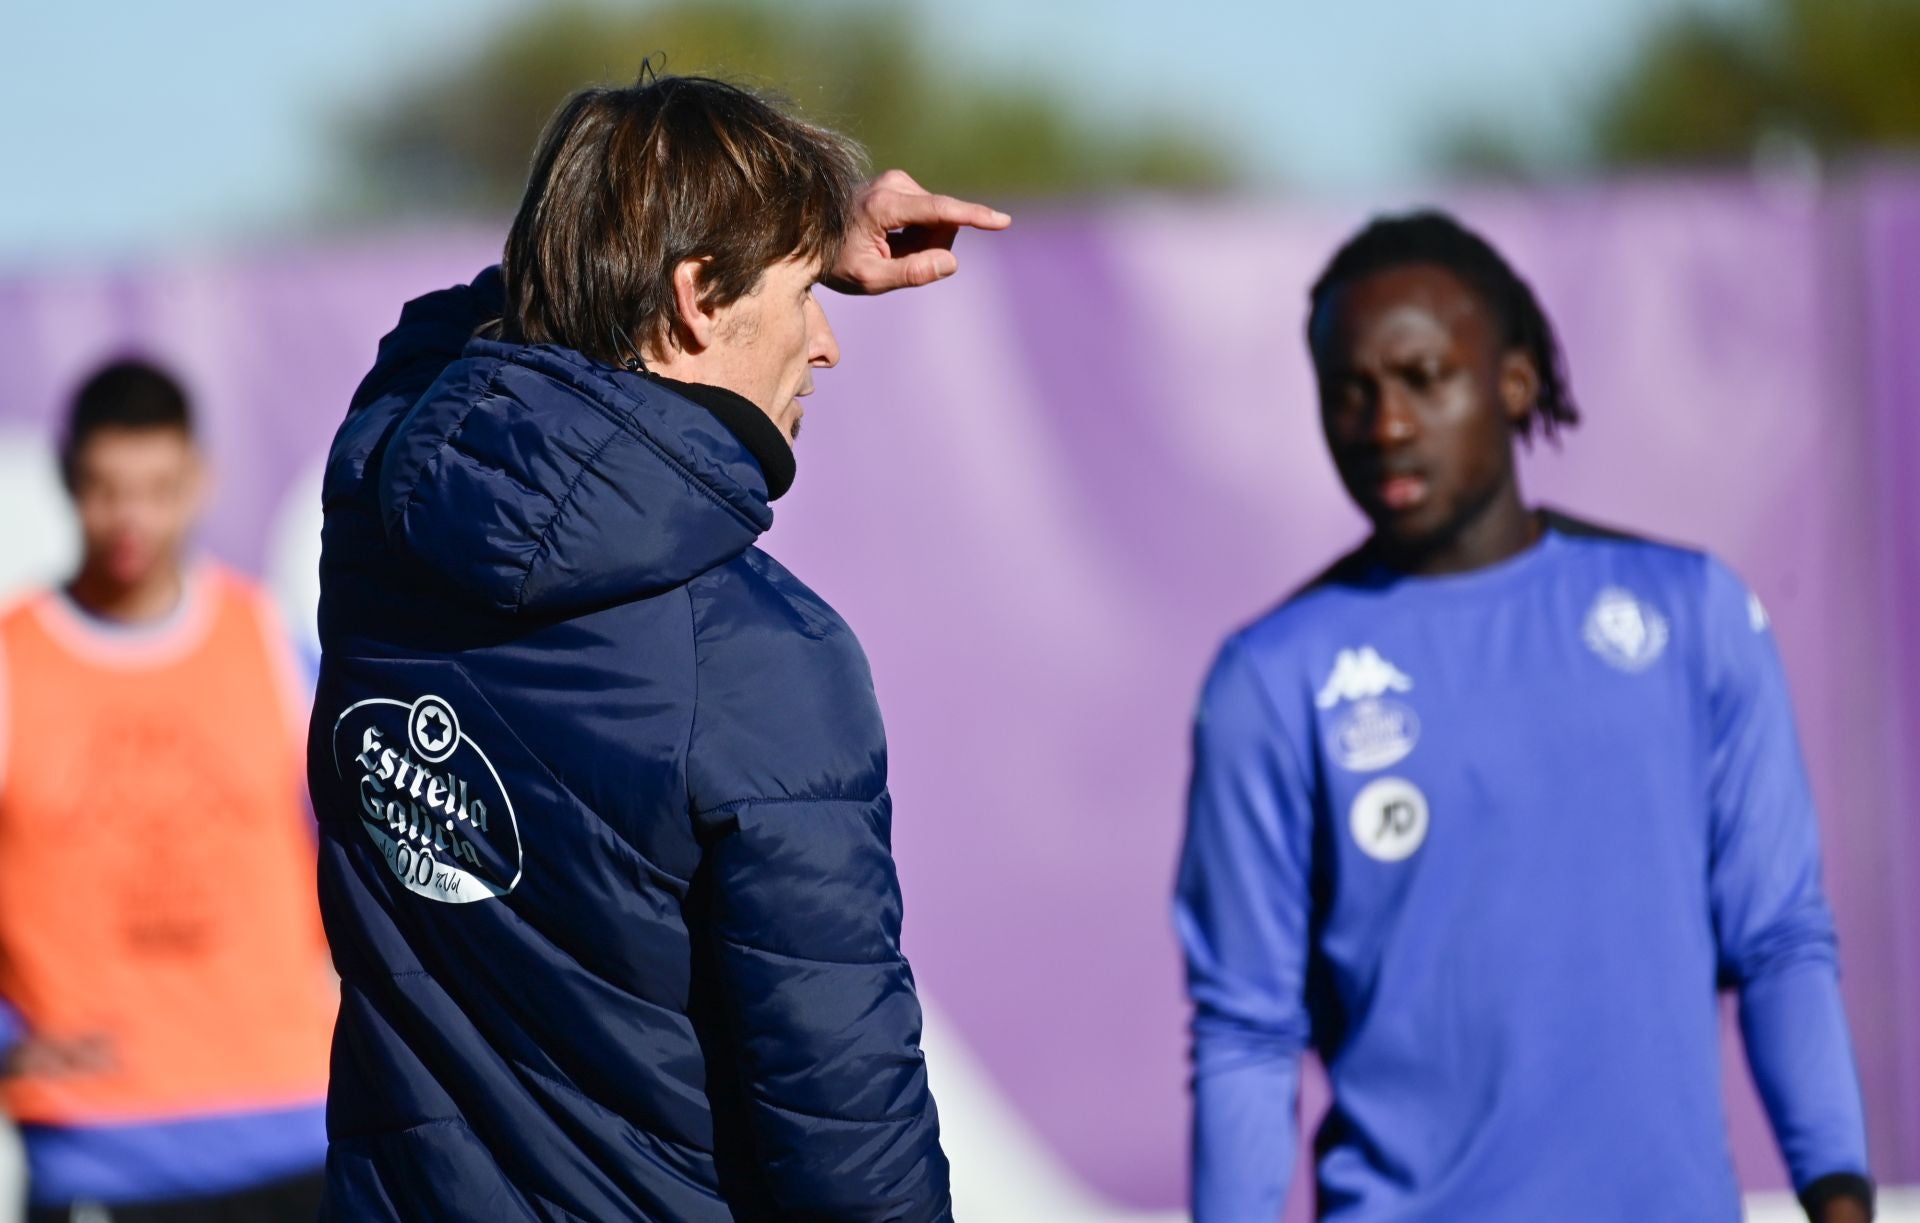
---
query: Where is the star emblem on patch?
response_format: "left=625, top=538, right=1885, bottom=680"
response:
left=417, top=707, right=452, bottom=753
left=406, top=694, right=462, bottom=762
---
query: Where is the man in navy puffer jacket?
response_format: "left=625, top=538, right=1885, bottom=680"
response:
left=308, top=74, right=1009, bottom=1221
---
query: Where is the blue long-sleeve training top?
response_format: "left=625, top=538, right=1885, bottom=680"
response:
left=1175, top=513, right=1869, bottom=1222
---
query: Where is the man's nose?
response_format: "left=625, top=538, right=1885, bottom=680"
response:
left=810, top=305, right=840, bottom=369
left=1369, top=384, right=1418, bottom=446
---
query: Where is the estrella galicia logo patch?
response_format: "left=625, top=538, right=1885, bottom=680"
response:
left=1349, top=776, right=1429, bottom=862
left=1328, top=697, right=1421, bottom=772
left=332, top=694, right=522, bottom=904
left=1583, top=587, right=1669, bottom=672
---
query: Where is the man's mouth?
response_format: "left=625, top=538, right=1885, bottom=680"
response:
left=1376, top=473, right=1429, bottom=511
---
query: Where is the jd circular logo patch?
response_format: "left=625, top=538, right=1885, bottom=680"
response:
left=333, top=694, right=522, bottom=904
left=1349, top=776, right=1429, bottom=862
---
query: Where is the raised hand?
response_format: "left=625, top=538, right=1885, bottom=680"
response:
left=824, top=169, right=1011, bottom=295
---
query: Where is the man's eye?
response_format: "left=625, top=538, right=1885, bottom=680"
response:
left=1324, top=381, right=1368, bottom=415
left=1400, top=362, right=1444, bottom=392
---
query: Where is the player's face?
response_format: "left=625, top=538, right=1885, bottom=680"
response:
left=703, top=256, right=840, bottom=443
left=69, top=426, right=204, bottom=590
left=1312, top=263, right=1533, bottom=556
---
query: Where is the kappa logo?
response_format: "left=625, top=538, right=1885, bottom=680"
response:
left=1318, top=647, right=1420, bottom=772
left=332, top=693, right=523, bottom=904
left=1583, top=587, right=1669, bottom=672
left=1349, top=776, right=1429, bottom=862
left=1315, top=647, right=1413, bottom=710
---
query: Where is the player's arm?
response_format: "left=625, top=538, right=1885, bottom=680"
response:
left=0, top=644, right=118, bottom=1084
left=1176, top=637, right=1316, bottom=1223
left=0, top=1001, right=19, bottom=1071
left=684, top=606, right=948, bottom=1221
left=688, top=793, right=947, bottom=1220
left=0, top=651, right=29, bottom=1080
left=0, top=645, right=11, bottom=1072
left=0, top=990, right=112, bottom=1080
left=1700, top=558, right=1873, bottom=1222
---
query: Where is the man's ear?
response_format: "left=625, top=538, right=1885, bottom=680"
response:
left=1498, top=348, right=1540, bottom=428
left=183, top=445, right=211, bottom=520
left=669, top=258, right=718, bottom=353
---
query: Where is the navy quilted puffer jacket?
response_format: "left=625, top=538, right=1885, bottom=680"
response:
left=308, top=269, right=951, bottom=1221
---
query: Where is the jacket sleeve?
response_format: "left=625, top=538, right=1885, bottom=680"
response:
left=685, top=581, right=949, bottom=1221
left=1175, top=638, right=1314, bottom=1223
left=1700, top=558, right=1872, bottom=1200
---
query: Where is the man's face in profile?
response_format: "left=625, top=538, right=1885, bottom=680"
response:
left=702, top=257, right=841, bottom=443
left=70, top=426, right=204, bottom=588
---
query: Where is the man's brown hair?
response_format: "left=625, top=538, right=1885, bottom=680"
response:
left=501, top=71, right=865, bottom=368
left=61, top=358, right=194, bottom=491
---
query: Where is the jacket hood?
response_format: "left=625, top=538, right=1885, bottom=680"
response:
left=374, top=339, right=776, bottom=617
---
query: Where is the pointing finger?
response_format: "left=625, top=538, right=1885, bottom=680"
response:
left=870, top=189, right=1012, bottom=234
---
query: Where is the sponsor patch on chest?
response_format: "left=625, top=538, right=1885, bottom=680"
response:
left=1327, top=698, right=1421, bottom=771
left=1348, top=776, right=1429, bottom=862
left=1317, top=646, right=1421, bottom=772
left=1582, top=587, right=1669, bottom=672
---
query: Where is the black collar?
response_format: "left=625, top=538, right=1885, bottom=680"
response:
left=644, top=374, right=796, bottom=501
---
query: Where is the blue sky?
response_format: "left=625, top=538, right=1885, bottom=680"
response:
left=0, top=0, right=1750, bottom=268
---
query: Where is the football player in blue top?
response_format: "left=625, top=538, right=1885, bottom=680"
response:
left=1176, top=211, right=1874, bottom=1223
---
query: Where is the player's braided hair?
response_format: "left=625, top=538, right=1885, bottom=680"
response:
left=1307, top=210, right=1579, bottom=443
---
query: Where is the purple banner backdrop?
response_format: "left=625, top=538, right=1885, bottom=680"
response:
left=1863, top=170, right=1920, bottom=1181
left=0, top=174, right=1914, bottom=1214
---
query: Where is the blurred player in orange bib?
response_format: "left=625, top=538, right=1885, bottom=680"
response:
left=0, top=360, right=334, bottom=1222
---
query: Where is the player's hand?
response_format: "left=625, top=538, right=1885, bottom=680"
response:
left=0, top=1033, right=114, bottom=1079
left=1814, top=1196, right=1873, bottom=1223
left=824, top=170, right=1010, bottom=295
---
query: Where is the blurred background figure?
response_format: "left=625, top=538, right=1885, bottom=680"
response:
left=0, top=1, right=1917, bottom=1220
left=0, top=363, right=334, bottom=1221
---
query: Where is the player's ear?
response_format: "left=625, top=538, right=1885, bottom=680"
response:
left=668, top=258, right=719, bottom=353
left=181, top=441, right=211, bottom=519
left=1498, top=349, right=1539, bottom=428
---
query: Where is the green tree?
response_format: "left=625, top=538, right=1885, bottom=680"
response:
left=335, top=0, right=1236, bottom=217
left=1440, top=0, right=1920, bottom=178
